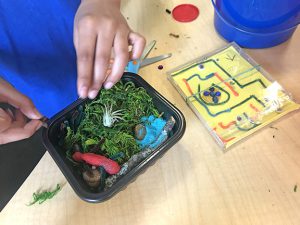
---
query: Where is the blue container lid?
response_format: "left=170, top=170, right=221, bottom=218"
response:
left=216, top=0, right=300, bottom=29
left=212, top=0, right=298, bottom=48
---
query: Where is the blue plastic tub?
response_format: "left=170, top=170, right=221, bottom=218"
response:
left=212, top=0, right=299, bottom=48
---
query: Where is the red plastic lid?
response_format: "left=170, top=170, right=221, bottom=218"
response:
left=172, top=4, right=200, bottom=22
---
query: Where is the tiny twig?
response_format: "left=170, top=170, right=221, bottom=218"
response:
left=269, top=125, right=278, bottom=130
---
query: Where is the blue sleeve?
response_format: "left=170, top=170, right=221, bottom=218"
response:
left=0, top=0, right=81, bottom=118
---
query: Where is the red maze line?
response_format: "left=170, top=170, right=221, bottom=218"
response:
left=214, top=72, right=239, bottom=97
left=213, top=127, right=236, bottom=143
left=218, top=121, right=236, bottom=129
left=250, top=103, right=259, bottom=112
left=182, top=78, right=194, bottom=95
left=218, top=104, right=260, bottom=130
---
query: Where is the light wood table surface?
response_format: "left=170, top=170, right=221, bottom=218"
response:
left=1, top=1, right=300, bottom=224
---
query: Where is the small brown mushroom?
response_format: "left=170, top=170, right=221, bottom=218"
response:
left=82, top=167, right=101, bottom=188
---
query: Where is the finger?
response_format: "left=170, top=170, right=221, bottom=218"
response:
left=0, top=79, right=42, bottom=119
left=10, top=109, right=27, bottom=129
left=73, top=26, right=79, bottom=50
left=75, top=20, right=97, bottom=98
left=128, top=32, right=146, bottom=60
left=0, top=120, right=42, bottom=145
left=0, top=108, right=13, bottom=132
left=5, top=108, right=15, bottom=120
left=90, top=31, right=115, bottom=98
left=103, top=31, right=129, bottom=89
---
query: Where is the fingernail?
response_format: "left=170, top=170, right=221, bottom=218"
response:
left=104, top=82, right=114, bottom=90
left=79, top=86, right=88, bottom=98
left=30, top=108, right=42, bottom=119
left=88, top=90, right=98, bottom=99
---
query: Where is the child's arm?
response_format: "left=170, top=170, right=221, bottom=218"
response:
left=74, top=0, right=145, bottom=99
left=0, top=79, right=42, bottom=145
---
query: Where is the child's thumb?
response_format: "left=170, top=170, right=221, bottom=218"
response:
left=0, top=79, right=43, bottom=120
left=20, top=104, right=42, bottom=120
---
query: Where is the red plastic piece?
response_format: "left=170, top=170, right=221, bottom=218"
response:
left=172, top=4, right=199, bottom=22
left=73, top=152, right=120, bottom=175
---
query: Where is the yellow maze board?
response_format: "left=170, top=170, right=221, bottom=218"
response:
left=168, top=43, right=300, bottom=149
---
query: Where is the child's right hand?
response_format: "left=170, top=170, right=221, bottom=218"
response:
left=0, top=78, right=43, bottom=145
left=74, top=0, right=146, bottom=99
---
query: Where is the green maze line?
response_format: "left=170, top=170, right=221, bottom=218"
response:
left=197, top=83, right=230, bottom=106
left=172, top=59, right=267, bottom=89
left=184, top=78, right=266, bottom=117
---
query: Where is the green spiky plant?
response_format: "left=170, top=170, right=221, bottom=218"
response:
left=27, top=184, right=62, bottom=205
left=64, top=81, right=159, bottom=164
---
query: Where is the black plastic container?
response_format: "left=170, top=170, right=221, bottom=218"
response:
left=42, top=73, right=186, bottom=203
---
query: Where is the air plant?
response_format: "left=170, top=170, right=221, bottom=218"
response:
left=102, top=103, right=124, bottom=127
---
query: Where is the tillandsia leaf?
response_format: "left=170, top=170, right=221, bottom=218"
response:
left=27, top=184, right=62, bottom=206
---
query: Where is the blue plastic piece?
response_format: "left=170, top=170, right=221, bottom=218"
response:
left=149, top=132, right=168, bottom=149
left=136, top=115, right=167, bottom=150
left=211, top=0, right=299, bottom=48
left=126, top=60, right=141, bottom=74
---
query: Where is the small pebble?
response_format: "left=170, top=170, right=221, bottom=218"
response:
left=135, top=124, right=147, bottom=140
left=237, top=116, right=242, bottom=121
left=158, top=65, right=164, bottom=70
left=199, top=64, right=204, bottom=69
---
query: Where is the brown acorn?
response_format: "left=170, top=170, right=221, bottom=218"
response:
left=134, top=124, right=146, bottom=140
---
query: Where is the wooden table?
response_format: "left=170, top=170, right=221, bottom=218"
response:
left=1, top=1, right=300, bottom=224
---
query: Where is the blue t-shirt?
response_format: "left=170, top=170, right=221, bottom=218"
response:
left=0, top=1, right=81, bottom=118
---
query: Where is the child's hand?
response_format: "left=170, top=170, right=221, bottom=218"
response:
left=0, top=79, right=43, bottom=145
left=74, top=0, right=146, bottom=99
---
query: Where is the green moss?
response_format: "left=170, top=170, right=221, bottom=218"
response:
left=63, top=81, right=159, bottom=164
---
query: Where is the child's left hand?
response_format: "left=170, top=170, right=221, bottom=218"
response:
left=0, top=78, right=43, bottom=145
left=74, top=0, right=145, bottom=99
